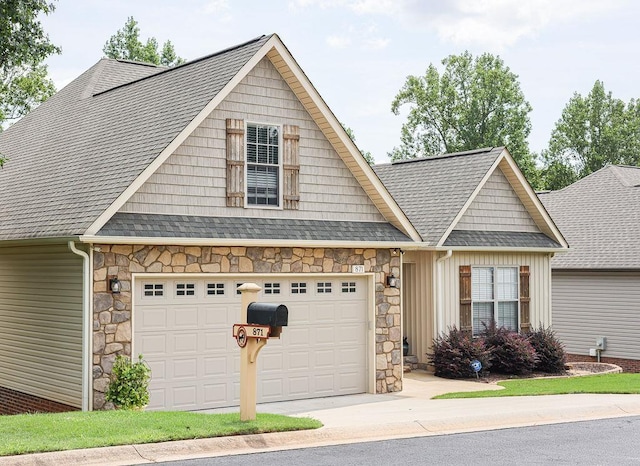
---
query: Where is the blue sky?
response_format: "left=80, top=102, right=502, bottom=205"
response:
left=41, top=0, right=640, bottom=163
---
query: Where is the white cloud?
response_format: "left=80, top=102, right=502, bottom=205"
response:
left=326, top=35, right=352, bottom=48
left=400, top=0, right=628, bottom=50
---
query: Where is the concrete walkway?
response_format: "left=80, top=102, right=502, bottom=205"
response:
left=4, top=371, right=640, bottom=465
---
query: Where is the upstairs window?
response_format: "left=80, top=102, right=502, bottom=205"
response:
left=246, top=123, right=280, bottom=207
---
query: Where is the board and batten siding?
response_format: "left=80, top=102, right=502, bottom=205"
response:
left=455, top=169, right=540, bottom=232
left=552, top=271, right=640, bottom=361
left=402, top=251, right=434, bottom=364
left=440, top=252, right=552, bottom=332
left=0, top=244, right=83, bottom=408
left=120, top=57, right=385, bottom=222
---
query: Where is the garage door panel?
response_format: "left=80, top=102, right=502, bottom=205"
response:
left=203, top=356, right=227, bottom=377
left=173, top=358, right=197, bottom=379
left=173, top=307, right=199, bottom=328
left=203, top=383, right=228, bottom=404
left=288, top=351, right=309, bottom=370
left=135, top=275, right=368, bottom=411
left=140, top=307, right=168, bottom=330
left=172, top=386, right=197, bottom=409
left=315, top=326, right=336, bottom=345
left=139, top=334, right=167, bottom=355
left=172, top=333, right=198, bottom=353
left=314, top=349, right=336, bottom=368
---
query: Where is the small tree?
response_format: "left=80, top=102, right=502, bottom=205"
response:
left=105, top=354, right=151, bottom=410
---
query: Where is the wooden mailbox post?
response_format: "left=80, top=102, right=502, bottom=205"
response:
left=234, top=283, right=288, bottom=421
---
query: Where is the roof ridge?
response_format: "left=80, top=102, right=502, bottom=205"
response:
left=93, top=34, right=270, bottom=97
left=387, top=147, right=499, bottom=166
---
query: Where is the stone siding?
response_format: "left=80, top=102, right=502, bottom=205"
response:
left=92, top=245, right=401, bottom=409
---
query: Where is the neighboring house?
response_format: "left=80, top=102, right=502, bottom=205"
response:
left=374, top=148, right=567, bottom=367
left=540, top=165, right=640, bottom=372
left=0, top=33, right=567, bottom=415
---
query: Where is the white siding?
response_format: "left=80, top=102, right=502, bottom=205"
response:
left=440, top=252, right=552, bottom=331
left=0, top=244, right=83, bottom=407
left=121, top=57, right=385, bottom=222
left=456, top=169, right=540, bottom=232
left=552, top=271, right=640, bottom=361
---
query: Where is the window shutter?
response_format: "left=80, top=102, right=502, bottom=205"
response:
left=282, top=125, right=300, bottom=210
left=226, top=119, right=245, bottom=207
left=459, top=265, right=472, bottom=335
left=519, top=265, right=531, bottom=333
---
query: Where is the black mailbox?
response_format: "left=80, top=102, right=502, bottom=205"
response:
left=247, top=302, right=288, bottom=327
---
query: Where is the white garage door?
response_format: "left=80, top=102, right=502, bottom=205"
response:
left=133, top=275, right=369, bottom=411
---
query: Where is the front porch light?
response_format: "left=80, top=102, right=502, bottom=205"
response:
left=109, top=277, right=122, bottom=294
left=386, top=273, right=399, bottom=289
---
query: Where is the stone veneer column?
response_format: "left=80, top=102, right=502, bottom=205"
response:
left=92, top=245, right=401, bottom=409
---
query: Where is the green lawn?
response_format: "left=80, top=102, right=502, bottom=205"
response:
left=0, top=410, right=322, bottom=457
left=434, top=373, right=640, bottom=399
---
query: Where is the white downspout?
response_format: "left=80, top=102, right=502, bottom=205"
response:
left=436, top=250, right=453, bottom=336
left=68, top=241, right=91, bottom=412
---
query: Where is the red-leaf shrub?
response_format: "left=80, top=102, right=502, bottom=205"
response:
left=428, top=326, right=492, bottom=378
left=482, top=322, right=537, bottom=375
left=528, top=326, right=567, bottom=373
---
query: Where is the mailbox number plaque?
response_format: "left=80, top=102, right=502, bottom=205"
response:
left=233, top=324, right=271, bottom=347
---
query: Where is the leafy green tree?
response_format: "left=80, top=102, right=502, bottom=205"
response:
left=342, top=124, right=375, bottom=165
left=0, top=0, right=59, bottom=124
left=390, top=51, right=539, bottom=185
left=541, top=80, right=640, bottom=189
left=0, top=0, right=60, bottom=166
left=103, top=17, right=185, bottom=67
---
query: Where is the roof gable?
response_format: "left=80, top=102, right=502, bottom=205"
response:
left=540, top=165, right=640, bottom=268
left=0, top=34, right=419, bottom=242
left=375, top=147, right=567, bottom=249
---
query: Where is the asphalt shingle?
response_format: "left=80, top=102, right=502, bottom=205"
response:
left=0, top=35, right=271, bottom=240
left=374, top=148, right=503, bottom=245
left=444, top=230, right=561, bottom=248
left=539, top=165, right=640, bottom=269
left=98, top=213, right=412, bottom=242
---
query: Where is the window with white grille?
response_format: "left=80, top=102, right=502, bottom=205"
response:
left=472, top=267, right=519, bottom=335
left=264, top=282, right=281, bottom=294
left=291, top=282, right=307, bottom=294
left=246, top=123, right=280, bottom=206
left=341, top=281, right=357, bottom=293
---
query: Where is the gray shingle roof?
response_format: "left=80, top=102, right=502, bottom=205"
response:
left=98, top=213, right=412, bottom=242
left=374, top=148, right=504, bottom=245
left=0, top=35, right=271, bottom=240
left=539, top=165, right=640, bottom=269
left=444, top=230, right=561, bottom=248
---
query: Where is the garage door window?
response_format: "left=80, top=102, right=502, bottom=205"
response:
left=317, top=282, right=332, bottom=293
left=341, top=281, right=357, bottom=293
left=207, top=283, right=225, bottom=296
left=291, top=282, right=307, bottom=294
left=176, top=283, right=195, bottom=296
left=264, top=282, right=281, bottom=294
left=144, top=283, right=164, bottom=297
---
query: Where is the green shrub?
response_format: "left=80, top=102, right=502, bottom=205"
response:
left=482, top=323, right=537, bottom=375
left=428, top=326, right=492, bottom=378
left=528, top=326, right=567, bottom=373
left=105, top=355, right=151, bottom=410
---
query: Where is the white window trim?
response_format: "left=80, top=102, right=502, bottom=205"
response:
left=244, top=121, right=283, bottom=210
left=471, top=265, right=520, bottom=335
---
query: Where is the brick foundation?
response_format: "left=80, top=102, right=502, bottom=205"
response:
left=566, top=353, right=640, bottom=373
left=0, top=386, right=78, bottom=415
